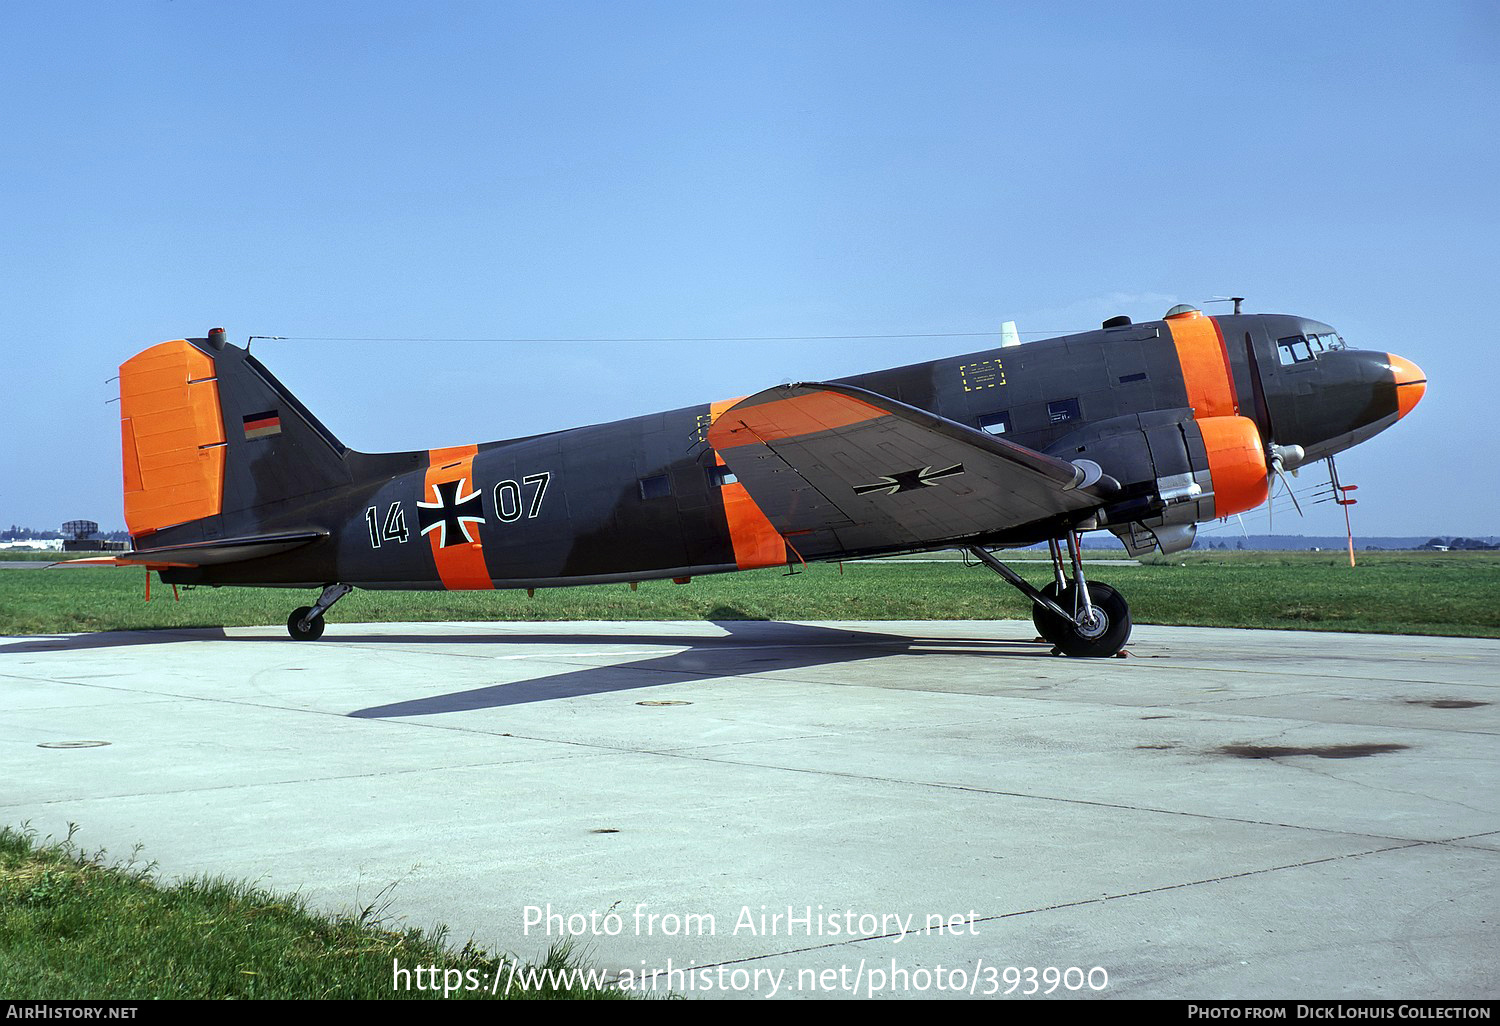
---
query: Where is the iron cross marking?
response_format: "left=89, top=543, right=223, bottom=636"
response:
left=852, top=463, right=966, bottom=497
left=417, top=478, right=485, bottom=547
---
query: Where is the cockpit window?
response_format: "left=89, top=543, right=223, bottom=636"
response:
left=1277, top=335, right=1315, bottom=365
left=1280, top=332, right=1347, bottom=364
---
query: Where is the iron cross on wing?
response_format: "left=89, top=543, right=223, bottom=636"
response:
left=852, top=463, right=966, bottom=496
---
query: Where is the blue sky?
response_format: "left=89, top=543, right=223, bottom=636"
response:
left=3, top=1, right=1495, bottom=538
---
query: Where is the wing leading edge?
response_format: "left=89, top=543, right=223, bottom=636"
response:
left=706, top=382, right=1117, bottom=556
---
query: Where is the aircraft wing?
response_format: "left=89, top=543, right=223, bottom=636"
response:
left=707, top=382, right=1115, bottom=554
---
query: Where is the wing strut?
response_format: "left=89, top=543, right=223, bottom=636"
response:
left=966, top=546, right=1071, bottom=621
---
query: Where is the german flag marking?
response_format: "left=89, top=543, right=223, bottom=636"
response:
left=242, top=410, right=282, bottom=440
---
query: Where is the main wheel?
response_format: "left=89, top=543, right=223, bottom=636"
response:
left=287, top=606, right=325, bottom=641
left=1032, top=581, right=1130, bottom=657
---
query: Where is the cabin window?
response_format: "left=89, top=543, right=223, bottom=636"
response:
left=978, top=410, right=1011, bottom=435
left=706, top=465, right=738, bottom=487
left=1047, top=398, right=1080, bottom=424
left=1277, top=335, right=1315, bottom=365
left=1118, top=372, right=1147, bottom=383
left=639, top=474, right=672, bottom=500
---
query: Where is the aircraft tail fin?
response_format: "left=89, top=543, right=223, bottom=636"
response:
left=119, top=331, right=353, bottom=544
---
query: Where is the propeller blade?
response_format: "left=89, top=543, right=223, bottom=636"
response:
left=1267, top=466, right=1274, bottom=532
left=1275, top=464, right=1304, bottom=517
left=1265, top=443, right=1307, bottom=523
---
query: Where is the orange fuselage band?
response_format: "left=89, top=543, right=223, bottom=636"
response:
left=424, top=445, right=494, bottom=590
left=1167, top=312, right=1239, bottom=420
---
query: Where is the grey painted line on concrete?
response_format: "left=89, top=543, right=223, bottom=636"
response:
left=691, top=838, right=1432, bottom=967
left=631, top=745, right=1472, bottom=843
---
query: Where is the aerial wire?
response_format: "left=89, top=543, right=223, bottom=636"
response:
left=256, top=329, right=1089, bottom=344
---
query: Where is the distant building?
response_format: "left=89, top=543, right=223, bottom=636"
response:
left=60, top=519, right=127, bottom=552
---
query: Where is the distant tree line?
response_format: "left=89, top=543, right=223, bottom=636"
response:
left=1422, top=537, right=1499, bottom=550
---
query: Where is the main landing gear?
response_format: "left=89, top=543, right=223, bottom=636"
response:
left=287, top=583, right=352, bottom=641
left=967, top=534, right=1131, bottom=657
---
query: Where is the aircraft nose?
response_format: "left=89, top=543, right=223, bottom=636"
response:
left=1386, top=353, right=1427, bottom=419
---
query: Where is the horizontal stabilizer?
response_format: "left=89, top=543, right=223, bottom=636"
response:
left=60, top=530, right=326, bottom=569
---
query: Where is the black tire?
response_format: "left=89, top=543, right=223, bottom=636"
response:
left=1032, top=581, right=1130, bottom=657
left=1032, top=580, right=1067, bottom=640
left=287, top=606, right=325, bottom=641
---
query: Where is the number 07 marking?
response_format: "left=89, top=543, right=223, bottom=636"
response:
left=493, top=471, right=551, bottom=524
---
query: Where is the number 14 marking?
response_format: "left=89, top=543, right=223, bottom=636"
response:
left=365, top=503, right=410, bottom=548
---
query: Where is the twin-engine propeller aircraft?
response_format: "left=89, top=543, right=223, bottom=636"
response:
left=105, top=305, right=1424, bottom=656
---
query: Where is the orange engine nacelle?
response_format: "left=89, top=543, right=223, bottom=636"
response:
left=1194, top=415, right=1269, bottom=518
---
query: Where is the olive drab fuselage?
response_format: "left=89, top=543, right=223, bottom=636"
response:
left=117, top=310, right=1425, bottom=593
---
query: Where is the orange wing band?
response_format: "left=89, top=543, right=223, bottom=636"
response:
left=119, top=339, right=226, bottom=538
left=424, top=445, right=494, bottom=590
left=708, top=390, right=890, bottom=450
left=709, top=399, right=789, bottom=570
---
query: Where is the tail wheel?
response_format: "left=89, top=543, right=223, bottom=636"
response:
left=287, top=606, right=325, bottom=641
left=1032, top=581, right=1131, bottom=657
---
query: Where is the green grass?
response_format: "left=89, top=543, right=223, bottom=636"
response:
left=1126, top=549, right=1500, bottom=635
left=0, top=824, right=627, bottom=1000
left=2, top=550, right=1496, bottom=638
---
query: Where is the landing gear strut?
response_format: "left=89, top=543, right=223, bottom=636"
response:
left=967, top=533, right=1131, bottom=657
left=287, top=583, right=352, bottom=641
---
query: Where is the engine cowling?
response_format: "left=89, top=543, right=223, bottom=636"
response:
left=1192, top=415, right=1269, bottom=519
left=1047, top=410, right=1269, bottom=554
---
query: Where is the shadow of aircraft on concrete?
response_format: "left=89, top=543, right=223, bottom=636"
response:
left=0, top=627, right=229, bottom=654
left=346, top=617, right=1045, bottom=719
left=0, top=615, right=1048, bottom=714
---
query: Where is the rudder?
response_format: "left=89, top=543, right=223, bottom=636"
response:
left=119, top=330, right=352, bottom=544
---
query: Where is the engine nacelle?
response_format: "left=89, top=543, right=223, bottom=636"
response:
left=1193, top=415, right=1269, bottom=519
left=1048, top=410, right=1269, bottom=554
